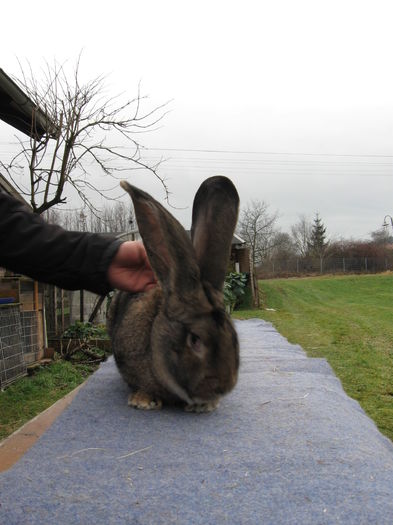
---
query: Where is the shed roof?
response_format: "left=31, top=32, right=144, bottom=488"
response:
left=0, top=68, right=57, bottom=139
left=0, top=172, right=30, bottom=205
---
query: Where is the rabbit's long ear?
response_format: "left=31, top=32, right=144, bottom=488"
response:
left=191, top=176, right=239, bottom=291
left=120, top=181, right=200, bottom=296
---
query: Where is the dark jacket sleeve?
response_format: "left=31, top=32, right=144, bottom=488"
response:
left=0, top=190, right=122, bottom=294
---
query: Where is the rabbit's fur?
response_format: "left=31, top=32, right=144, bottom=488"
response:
left=107, top=176, right=240, bottom=412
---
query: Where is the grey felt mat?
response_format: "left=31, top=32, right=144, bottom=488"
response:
left=1, top=319, right=392, bottom=524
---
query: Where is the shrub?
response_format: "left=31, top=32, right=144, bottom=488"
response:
left=62, top=321, right=108, bottom=341
left=224, top=272, right=248, bottom=312
left=59, top=322, right=110, bottom=363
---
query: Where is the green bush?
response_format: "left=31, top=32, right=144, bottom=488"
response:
left=62, top=321, right=108, bottom=341
left=224, top=272, right=248, bottom=312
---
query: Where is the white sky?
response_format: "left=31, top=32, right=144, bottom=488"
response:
left=1, top=0, right=393, bottom=239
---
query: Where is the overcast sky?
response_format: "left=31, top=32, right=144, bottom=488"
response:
left=2, top=0, right=393, bottom=240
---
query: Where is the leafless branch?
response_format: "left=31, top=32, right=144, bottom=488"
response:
left=7, top=54, right=170, bottom=214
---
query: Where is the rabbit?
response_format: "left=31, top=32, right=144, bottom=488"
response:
left=107, top=176, right=240, bottom=412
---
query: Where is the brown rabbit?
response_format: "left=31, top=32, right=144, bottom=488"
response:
left=107, top=176, right=240, bottom=412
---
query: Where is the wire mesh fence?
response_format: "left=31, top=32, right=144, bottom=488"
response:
left=0, top=307, right=43, bottom=387
left=0, top=305, right=26, bottom=388
left=20, top=310, right=40, bottom=365
left=257, top=255, right=393, bottom=278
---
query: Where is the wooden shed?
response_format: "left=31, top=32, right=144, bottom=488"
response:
left=0, top=68, right=55, bottom=386
left=0, top=178, right=47, bottom=386
left=230, top=233, right=250, bottom=273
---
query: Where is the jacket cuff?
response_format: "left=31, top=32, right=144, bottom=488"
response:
left=94, top=239, right=124, bottom=295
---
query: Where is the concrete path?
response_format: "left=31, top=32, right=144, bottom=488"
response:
left=1, top=319, right=392, bottom=524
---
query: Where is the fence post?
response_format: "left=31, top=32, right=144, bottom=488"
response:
left=343, top=257, right=345, bottom=273
left=365, top=257, right=368, bottom=272
left=61, top=289, right=65, bottom=333
left=80, top=290, right=84, bottom=322
left=54, top=286, right=58, bottom=336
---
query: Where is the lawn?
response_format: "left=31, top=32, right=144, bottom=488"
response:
left=0, top=321, right=110, bottom=442
left=0, top=360, right=93, bottom=441
left=1, top=276, right=392, bottom=443
left=234, top=273, right=393, bottom=442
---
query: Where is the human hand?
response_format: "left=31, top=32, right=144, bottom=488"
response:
left=107, top=241, right=157, bottom=293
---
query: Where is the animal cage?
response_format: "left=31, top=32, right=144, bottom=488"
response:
left=0, top=277, right=45, bottom=387
left=0, top=304, right=26, bottom=388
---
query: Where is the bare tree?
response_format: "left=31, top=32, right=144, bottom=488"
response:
left=45, top=201, right=135, bottom=234
left=1, top=56, right=169, bottom=214
left=96, top=202, right=135, bottom=234
left=269, top=231, right=296, bottom=260
left=238, top=200, right=279, bottom=268
left=371, top=227, right=393, bottom=246
left=291, top=214, right=312, bottom=258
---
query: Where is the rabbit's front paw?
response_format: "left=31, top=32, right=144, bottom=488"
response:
left=128, top=391, right=163, bottom=410
left=185, top=399, right=220, bottom=413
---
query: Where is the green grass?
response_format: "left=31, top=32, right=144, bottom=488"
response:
left=0, top=360, right=94, bottom=441
left=234, top=273, right=393, bottom=442
left=2, top=276, right=392, bottom=443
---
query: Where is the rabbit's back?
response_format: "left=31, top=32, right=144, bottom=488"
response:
left=107, top=288, right=162, bottom=392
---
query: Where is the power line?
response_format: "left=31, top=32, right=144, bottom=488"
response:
left=2, top=141, right=392, bottom=158
left=145, top=147, right=393, bottom=159
left=142, top=156, right=393, bottom=167
left=156, top=167, right=393, bottom=177
left=140, top=152, right=393, bottom=176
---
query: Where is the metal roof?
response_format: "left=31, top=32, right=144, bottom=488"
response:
left=0, top=173, right=30, bottom=205
left=0, top=68, right=58, bottom=139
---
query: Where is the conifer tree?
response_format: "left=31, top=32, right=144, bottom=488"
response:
left=308, top=213, right=328, bottom=271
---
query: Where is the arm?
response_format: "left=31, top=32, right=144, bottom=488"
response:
left=0, top=190, right=155, bottom=295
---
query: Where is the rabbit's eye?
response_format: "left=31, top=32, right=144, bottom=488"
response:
left=187, top=332, right=202, bottom=352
